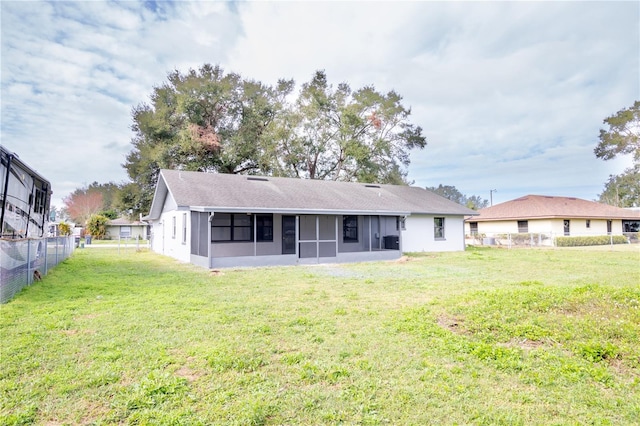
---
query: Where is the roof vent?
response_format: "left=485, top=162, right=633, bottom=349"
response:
left=247, top=177, right=268, bottom=182
left=365, top=184, right=381, bottom=188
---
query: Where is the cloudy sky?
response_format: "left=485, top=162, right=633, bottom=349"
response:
left=2, top=1, right=638, bottom=208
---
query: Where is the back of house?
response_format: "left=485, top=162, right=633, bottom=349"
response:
left=145, top=170, right=477, bottom=268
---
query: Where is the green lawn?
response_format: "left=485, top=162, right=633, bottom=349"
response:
left=1, top=246, right=639, bottom=425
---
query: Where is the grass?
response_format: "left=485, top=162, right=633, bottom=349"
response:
left=1, top=246, right=639, bottom=425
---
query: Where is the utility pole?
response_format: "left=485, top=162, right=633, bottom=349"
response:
left=490, top=189, right=497, bottom=206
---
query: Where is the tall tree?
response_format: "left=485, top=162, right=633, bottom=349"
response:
left=270, top=71, right=426, bottom=184
left=123, top=64, right=293, bottom=216
left=122, top=66, right=427, bottom=215
left=594, top=101, right=640, bottom=162
left=594, top=101, right=640, bottom=207
left=427, top=184, right=489, bottom=210
left=63, top=182, right=121, bottom=223
left=63, top=189, right=103, bottom=225
left=465, top=195, right=490, bottom=210
left=597, top=165, right=640, bottom=207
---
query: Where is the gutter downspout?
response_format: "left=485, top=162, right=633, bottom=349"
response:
left=208, top=212, right=214, bottom=269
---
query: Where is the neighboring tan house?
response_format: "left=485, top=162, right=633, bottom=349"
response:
left=106, top=217, right=149, bottom=240
left=146, top=170, right=477, bottom=268
left=465, top=195, right=640, bottom=241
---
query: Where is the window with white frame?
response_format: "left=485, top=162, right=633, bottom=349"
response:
left=120, top=226, right=131, bottom=239
left=172, top=216, right=176, bottom=239
left=517, top=220, right=528, bottom=233
left=469, top=222, right=478, bottom=235
left=434, top=217, right=445, bottom=240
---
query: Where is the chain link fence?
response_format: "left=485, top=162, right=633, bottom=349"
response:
left=465, top=232, right=638, bottom=248
left=0, top=236, right=75, bottom=303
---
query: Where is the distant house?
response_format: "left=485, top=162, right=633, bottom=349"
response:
left=145, top=170, right=477, bottom=268
left=465, top=195, right=640, bottom=240
left=106, top=217, right=148, bottom=240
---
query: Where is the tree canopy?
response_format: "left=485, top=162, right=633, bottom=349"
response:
left=594, top=101, right=640, bottom=207
left=269, top=71, right=426, bottom=184
left=122, top=65, right=427, bottom=215
left=62, top=181, right=121, bottom=224
left=426, top=184, right=489, bottom=210
left=594, top=100, right=640, bottom=163
left=597, top=165, right=640, bottom=208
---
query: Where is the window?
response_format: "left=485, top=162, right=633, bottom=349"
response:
left=434, top=217, right=445, bottom=239
left=256, top=214, right=273, bottom=242
left=34, top=188, right=45, bottom=214
left=517, top=220, right=528, bottom=233
left=396, top=216, right=406, bottom=231
left=469, top=222, right=478, bottom=235
left=623, top=220, right=639, bottom=232
left=212, top=213, right=253, bottom=242
left=172, top=216, right=176, bottom=239
left=343, top=215, right=358, bottom=242
left=120, top=226, right=131, bottom=238
left=607, top=220, right=612, bottom=235
left=182, top=213, right=187, bottom=244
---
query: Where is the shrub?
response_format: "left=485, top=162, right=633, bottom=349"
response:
left=555, top=235, right=628, bottom=247
left=58, top=222, right=72, bottom=236
left=86, top=214, right=110, bottom=240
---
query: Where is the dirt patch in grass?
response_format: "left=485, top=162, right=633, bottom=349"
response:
left=175, top=365, right=203, bottom=382
left=437, top=315, right=467, bottom=334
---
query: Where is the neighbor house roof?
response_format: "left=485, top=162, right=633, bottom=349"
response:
left=107, top=217, right=146, bottom=226
left=147, top=169, right=477, bottom=220
left=468, top=195, right=640, bottom=222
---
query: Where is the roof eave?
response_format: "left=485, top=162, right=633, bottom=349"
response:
left=189, top=206, right=412, bottom=216
left=469, top=214, right=640, bottom=222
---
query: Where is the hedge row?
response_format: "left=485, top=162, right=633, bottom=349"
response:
left=555, top=235, right=628, bottom=247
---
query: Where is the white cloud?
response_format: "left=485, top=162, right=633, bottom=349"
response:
left=1, top=0, right=638, bottom=209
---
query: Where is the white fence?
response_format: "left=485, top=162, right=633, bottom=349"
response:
left=465, top=232, right=638, bottom=248
left=0, top=236, right=75, bottom=303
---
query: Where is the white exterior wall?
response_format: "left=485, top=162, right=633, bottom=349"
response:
left=467, top=218, right=624, bottom=236
left=467, top=220, right=518, bottom=234
left=402, top=215, right=465, bottom=252
left=149, top=193, right=191, bottom=263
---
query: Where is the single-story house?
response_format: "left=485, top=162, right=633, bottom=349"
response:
left=146, top=170, right=477, bottom=268
left=465, top=195, right=640, bottom=242
left=105, top=217, right=149, bottom=240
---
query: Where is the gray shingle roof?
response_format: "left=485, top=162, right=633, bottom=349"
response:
left=148, top=169, right=476, bottom=219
